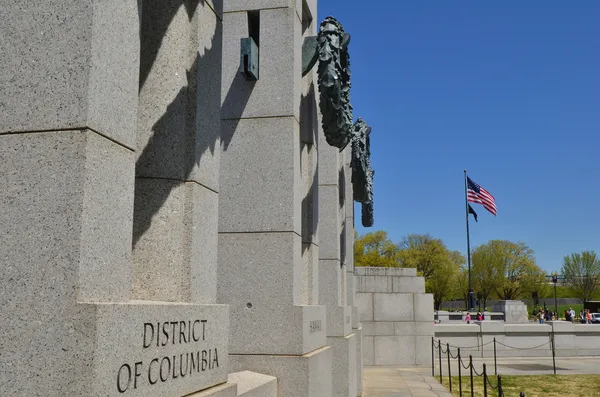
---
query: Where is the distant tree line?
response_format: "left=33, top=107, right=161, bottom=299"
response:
left=354, top=231, right=600, bottom=309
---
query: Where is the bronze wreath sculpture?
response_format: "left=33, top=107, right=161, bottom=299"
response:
left=316, top=17, right=354, bottom=150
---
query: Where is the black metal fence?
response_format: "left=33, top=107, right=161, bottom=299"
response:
left=431, top=335, right=557, bottom=397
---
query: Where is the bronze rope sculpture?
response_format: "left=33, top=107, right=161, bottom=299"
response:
left=302, top=16, right=375, bottom=227
left=351, top=118, right=374, bottom=227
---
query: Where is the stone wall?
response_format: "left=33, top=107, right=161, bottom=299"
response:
left=1, top=1, right=365, bottom=396
left=434, top=321, right=600, bottom=357
left=355, top=267, right=434, bottom=366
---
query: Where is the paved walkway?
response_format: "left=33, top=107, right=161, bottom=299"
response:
left=363, top=357, right=600, bottom=397
left=363, top=366, right=453, bottom=397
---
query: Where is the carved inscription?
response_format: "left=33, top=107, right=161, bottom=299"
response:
left=309, top=320, right=322, bottom=333
left=116, top=320, right=219, bottom=393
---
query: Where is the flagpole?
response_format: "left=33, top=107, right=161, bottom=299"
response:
left=464, top=170, right=475, bottom=311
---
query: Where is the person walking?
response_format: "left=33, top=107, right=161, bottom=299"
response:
left=465, top=312, right=471, bottom=324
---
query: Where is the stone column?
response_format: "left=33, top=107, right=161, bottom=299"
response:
left=1, top=2, right=231, bottom=396
left=342, top=148, right=363, bottom=396
left=218, top=2, right=332, bottom=397
left=318, top=133, right=357, bottom=397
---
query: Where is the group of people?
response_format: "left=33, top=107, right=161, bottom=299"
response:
left=464, top=312, right=485, bottom=324
left=571, top=308, right=594, bottom=323
left=533, top=307, right=595, bottom=323
left=532, top=307, right=554, bottom=323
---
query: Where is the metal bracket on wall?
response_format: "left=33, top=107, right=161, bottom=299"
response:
left=241, top=37, right=259, bottom=81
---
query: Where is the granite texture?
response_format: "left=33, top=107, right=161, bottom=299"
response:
left=0, top=130, right=133, bottom=304
left=318, top=135, right=341, bottom=186
left=392, top=276, right=426, bottom=293
left=374, top=336, right=416, bottom=366
left=492, top=300, right=529, bottom=323
left=0, top=1, right=139, bottom=148
left=224, top=0, right=291, bottom=13
left=319, top=260, right=343, bottom=307
left=300, top=242, right=319, bottom=305
left=230, top=346, right=332, bottom=397
left=133, top=179, right=187, bottom=301
left=137, top=0, right=222, bottom=190
left=318, top=185, right=341, bottom=260
left=0, top=301, right=229, bottom=396
left=133, top=180, right=218, bottom=303
left=218, top=232, right=326, bottom=354
left=219, top=117, right=301, bottom=234
left=327, top=334, right=357, bottom=397
left=326, top=305, right=352, bottom=338
left=413, top=294, right=434, bottom=322
left=356, top=293, right=373, bottom=322
left=356, top=268, right=435, bottom=366
left=354, top=327, right=364, bottom=396
left=92, top=303, right=229, bottom=396
left=188, top=383, right=237, bottom=397
left=362, top=336, right=374, bottom=366
left=355, top=267, right=417, bottom=277
left=228, top=371, right=277, bottom=397
left=300, top=142, right=318, bottom=245
left=373, top=294, right=414, bottom=322
left=221, top=7, right=301, bottom=121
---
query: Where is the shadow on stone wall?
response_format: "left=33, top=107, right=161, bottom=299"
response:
left=301, top=83, right=319, bottom=251
left=133, top=0, right=254, bottom=247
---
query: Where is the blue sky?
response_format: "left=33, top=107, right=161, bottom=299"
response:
left=318, top=1, right=600, bottom=272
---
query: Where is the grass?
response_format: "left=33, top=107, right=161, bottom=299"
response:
left=442, top=375, right=600, bottom=397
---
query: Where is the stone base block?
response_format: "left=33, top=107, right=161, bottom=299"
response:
left=327, top=305, right=352, bottom=337
left=230, top=346, right=332, bottom=397
left=492, top=300, right=528, bottom=323
left=225, top=304, right=326, bottom=355
left=228, top=371, right=277, bottom=397
left=0, top=301, right=229, bottom=396
left=327, top=334, right=357, bottom=397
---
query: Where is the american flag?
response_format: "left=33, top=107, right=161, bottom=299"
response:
left=467, top=176, right=497, bottom=216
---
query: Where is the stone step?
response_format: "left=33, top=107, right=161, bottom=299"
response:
left=228, top=371, right=277, bottom=397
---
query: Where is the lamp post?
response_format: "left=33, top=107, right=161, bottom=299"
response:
left=551, top=272, right=558, bottom=319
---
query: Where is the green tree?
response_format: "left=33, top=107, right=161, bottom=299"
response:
left=561, top=250, right=600, bottom=303
left=453, top=266, right=470, bottom=309
left=426, top=250, right=465, bottom=310
left=398, top=234, right=449, bottom=279
left=472, top=240, right=541, bottom=301
left=354, top=231, right=401, bottom=267
left=398, top=234, right=464, bottom=309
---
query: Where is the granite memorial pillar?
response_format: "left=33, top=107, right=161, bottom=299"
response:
left=218, top=1, right=332, bottom=396
left=317, top=137, right=357, bottom=397
left=342, top=148, right=363, bottom=396
left=1, top=2, right=232, bottom=396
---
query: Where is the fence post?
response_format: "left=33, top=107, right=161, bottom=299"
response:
left=447, top=343, right=452, bottom=392
left=431, top=337, right=435, bottom=376
left=551, top=331, right=556, bottom=375
left=483, top=363, right=488, bottom=397
left=469, top=355, right=474, bottom=397
left=497, top=375, right=502, bottom=397
left=493, top=337, right=497, bottom=375
left=439, top=340, right=443, bottom=384
left=458, top=348, right=463, bottom=397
